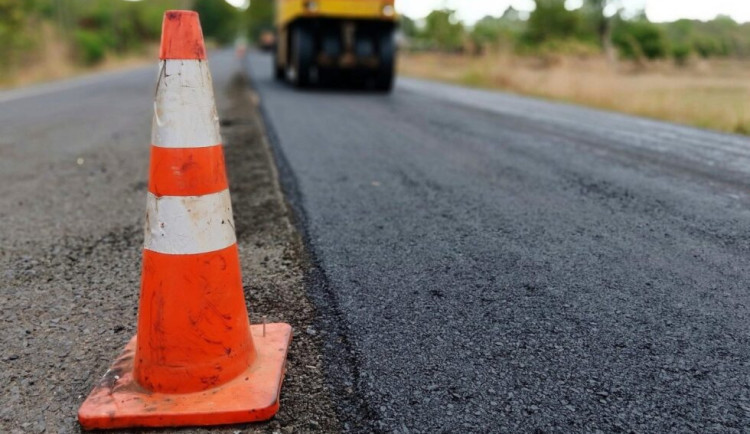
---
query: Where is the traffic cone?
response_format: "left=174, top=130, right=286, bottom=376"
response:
left=77, top=11, right=292, bottom=429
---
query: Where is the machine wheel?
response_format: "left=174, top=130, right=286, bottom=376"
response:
left=373, top=28, right=395, bottom=92
left=273, top=49, right=285, bottom=81
left=290, top=24, right=315, bottom=87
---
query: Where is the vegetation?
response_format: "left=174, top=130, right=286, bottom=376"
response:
left=193, top=0, right=241, bottom=45
left=522, top=0, right=588, bottom=47
left=399, top=0, right=750, bottom=135
left=399, top=52, right=750, bottom=135
left=246, top=0, right=274, bottom=42
left=0, top=1, right=39, bottom=78
left=4, top=0, right=748, bottom=79
left=3, top=0, right=750, bottom=141
left=0, top=0, right=243, bottom=81
left=404, top=0, right=750, bottom=64
left=611, top=16, right=668, bottom=61
left=422, top=9, right=465, bottom=52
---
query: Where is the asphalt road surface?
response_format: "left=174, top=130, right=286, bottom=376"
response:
left=2, top=49, right=749, bottom=434
left=0, top=51, right=339, bottom=433
left=249, top=52, right=750, bottom=433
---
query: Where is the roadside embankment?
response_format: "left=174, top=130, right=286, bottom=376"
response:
left=399, top=52, right=750, bottom=135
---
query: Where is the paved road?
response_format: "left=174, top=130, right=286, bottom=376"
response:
left=0, top=51, right=340, bottom=433
left=249, top=52, right=750, bottom=433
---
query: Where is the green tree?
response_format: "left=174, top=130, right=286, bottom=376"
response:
left=582, top=0, right=618, bottom=59
left=423, top=9, right=464, bottom=51
left=582, top=0, right=609, bottom=44
left=194, top=0, right=241, bottom=45
left=400, top=14, right=418, bottom=39
left=504, top=8, right=524, bottom=30
left=470, top=9, right=524, bottom=53
left=659, top=15, right=750, bottom=59
left=66, top=0, right=186, bottom=64
left=612, top=16, right=667, bottom=60
left=471, top=16, right=502, bottom=50
left=246, top=0, right=273, bottom=42
left=702, top=15, right=739, bottom=56
left=523, top=0, right=585, bottom=45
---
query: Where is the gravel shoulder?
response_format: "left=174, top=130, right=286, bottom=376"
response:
left=0, top=53, right=338, bottom=433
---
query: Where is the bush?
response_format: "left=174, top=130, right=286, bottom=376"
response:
left=194, top=0, right=241, bottom=45
left=74, top=29, right=107, bottom=65
left=536, top=39, right=601, bottom=57
left=523, top=0, right=587, bottom=46
left=0, top=0, right=30, bottom=72
left=247, top=0, right=274, bottom=42
left=671, top=43, right=691, bottom=65
left=612, top=19, right=668, bottom=60
left=422, top=9, right=465, bottom=51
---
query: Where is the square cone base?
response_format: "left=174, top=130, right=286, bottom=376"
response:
left=78, top=323, right=292, bottom=430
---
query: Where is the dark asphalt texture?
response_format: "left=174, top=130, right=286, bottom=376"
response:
left=248, top=52, right=750, bottom=433
left=0, top=51, right=339, bottom=433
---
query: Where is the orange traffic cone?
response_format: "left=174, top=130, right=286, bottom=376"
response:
left=77, top=10, right=292, bottom=429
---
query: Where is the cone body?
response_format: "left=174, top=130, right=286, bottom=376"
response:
left=135, top=18, right=255, bottom=394
left=77, top=11, right=291, bottom=429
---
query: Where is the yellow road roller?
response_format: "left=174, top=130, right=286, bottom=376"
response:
left=274, top=0, right=397, bottom=91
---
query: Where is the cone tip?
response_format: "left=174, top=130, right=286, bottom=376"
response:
left=160, top=10, right=206, bottom=60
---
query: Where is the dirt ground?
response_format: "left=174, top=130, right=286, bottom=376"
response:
left=0, top=72, right=340, bottom=433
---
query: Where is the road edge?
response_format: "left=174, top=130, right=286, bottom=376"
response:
left=245, top=68, right=386, bottom=433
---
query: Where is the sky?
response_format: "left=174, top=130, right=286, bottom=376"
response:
left=226, top=0, right=249, bottom=8
left=394, top=0, right=750, bottom=24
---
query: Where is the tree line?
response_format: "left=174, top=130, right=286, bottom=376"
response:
left=2, top=0, right=747, bottom=78
left=403, top=0, right=750, bottom=64
left=0, top=0, right=243, bottom=77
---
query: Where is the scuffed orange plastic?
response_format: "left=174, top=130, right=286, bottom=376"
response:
left=77, top=324, right=292, bottom=430
left=77, top=11, right=292, bottom=430
left=159, top=10, right=206, bottom=60
left=148, top=144, right=228, bottom=197
left=135, top=245, right=254, bottom=393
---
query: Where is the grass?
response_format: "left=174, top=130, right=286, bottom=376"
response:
left=398, top=51, right=750, bottom=135
left=0, top=24, right=156, bottom=90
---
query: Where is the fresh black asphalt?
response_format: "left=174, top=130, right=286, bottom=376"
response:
left=248, top=52, right=750, bottom=433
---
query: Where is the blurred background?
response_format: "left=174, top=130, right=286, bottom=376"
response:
left=1, top=0, right=749, bottom=133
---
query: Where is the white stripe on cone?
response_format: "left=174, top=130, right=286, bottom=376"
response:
left=144, top=190, right=236, bottom=255
left=152, top=60, right=222, bottom=149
